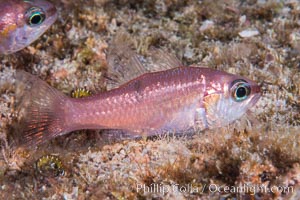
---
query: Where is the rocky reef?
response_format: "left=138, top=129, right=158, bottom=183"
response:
left=0, top=0, right=299, bottom=199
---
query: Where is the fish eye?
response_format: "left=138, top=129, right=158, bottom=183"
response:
left=26, top=7, right=46, bottom=26
left=231, top=80, right=251, bottom=102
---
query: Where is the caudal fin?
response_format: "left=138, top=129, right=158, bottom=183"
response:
left=15, top=71, right=69, bottom=146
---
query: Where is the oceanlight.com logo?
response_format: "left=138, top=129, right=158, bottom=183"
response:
left=208, top=184, right=294, bottom=194
left=136, top=183, right=294, bottom=195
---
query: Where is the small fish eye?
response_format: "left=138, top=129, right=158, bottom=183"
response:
left=26, top=7, right=46, bottom=26
left=231, top=80, right=251, bottom=102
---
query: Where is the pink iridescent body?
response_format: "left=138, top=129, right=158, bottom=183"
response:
left=17, top=66, right=261, bottom=145
left=0, top=0, right=57, bottom=54
left=67, top=67, right=207, bottom=133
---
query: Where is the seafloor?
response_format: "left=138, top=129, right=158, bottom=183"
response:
left=0, top=0, right=299, bottom=199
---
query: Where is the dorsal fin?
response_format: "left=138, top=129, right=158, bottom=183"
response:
left=106, top=32, right=148, bottom=90
left=148, top=47, right=183, bottom=71
left=106, top=32, right=184, bottom=90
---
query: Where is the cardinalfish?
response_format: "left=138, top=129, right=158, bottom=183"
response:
left=15, top=36, right=261, bottom=146
left=0, top=0, right=57, bottom=54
